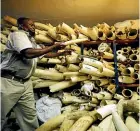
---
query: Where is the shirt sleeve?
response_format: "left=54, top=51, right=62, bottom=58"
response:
left=36, top=44, right=45, bottom=59
left=11, top=32, right=33, bottom=53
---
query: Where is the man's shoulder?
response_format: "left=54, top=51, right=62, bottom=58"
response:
left=11, top=30, right=27, bottom=36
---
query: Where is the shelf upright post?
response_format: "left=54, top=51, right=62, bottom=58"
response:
left=113, top=41, right=120, bottom=93
left=81, top=43, right=84, bottom=55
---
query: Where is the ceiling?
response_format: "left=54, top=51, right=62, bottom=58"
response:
left=1, top=0, right=139, bottom=26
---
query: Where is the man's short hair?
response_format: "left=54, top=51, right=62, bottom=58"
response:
left=17, top=17, right=30, bottom=27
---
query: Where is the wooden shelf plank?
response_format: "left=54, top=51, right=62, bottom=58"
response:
left=77, top=39, right=139, bottom=45
left=119, top=83, right=139, bottom=87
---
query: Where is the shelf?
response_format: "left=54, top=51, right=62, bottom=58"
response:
left=117, top=61, right=139, bottom=65
left=114, top=39, right=139, bottom=45
left=77, top=39, right=139, bottom=45
left=77, top=40, right=113, bottom=45
left=119, top=83, right=139, bottom=88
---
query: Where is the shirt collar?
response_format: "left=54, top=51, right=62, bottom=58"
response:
left=19, top=29, right=31, bottom=38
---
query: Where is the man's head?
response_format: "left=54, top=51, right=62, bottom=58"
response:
left=17, top=17, right=35, bottom=36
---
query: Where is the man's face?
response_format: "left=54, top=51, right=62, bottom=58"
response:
left=23, top=19, right=35, bottom=36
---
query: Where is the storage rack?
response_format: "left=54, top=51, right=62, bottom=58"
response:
left=77, top=39, right=139, bottom=93
left=34, top=39, right=139, bottom=97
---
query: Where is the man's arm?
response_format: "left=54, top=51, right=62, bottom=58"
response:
left=43, top=50, right=72, bottom=58
left=21, top=43, right=64, bottom=58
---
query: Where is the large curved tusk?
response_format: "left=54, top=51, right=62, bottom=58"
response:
left=69, top=112, right=97, bottom=131
left=33, top=68, right=64, bottom=80
left=49, top=81, right=76, bottom=92
left=63, top=38, right=88, bottom=46
left=98, top=115, right=116, bottom=131
left=96, top=104, right=117, bottom=120
left=59, top=118, right=75, bottom=131
left=112, top=111, right=129, bottom=131
left=34, top=80, right=58, bottom=89
left=125, top=116, right=140, bottom=131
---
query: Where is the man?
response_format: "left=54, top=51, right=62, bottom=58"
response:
left=1, top=17, right=71, bottom=131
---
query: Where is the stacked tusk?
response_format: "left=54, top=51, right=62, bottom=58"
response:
left=87, top=27, right=98, bottom=40
left=129, top=54, right=139, bottom=61
left=106, top=30, right=116, bottom=40
left=131, top=73, right=140, bottom=80
left=96, top=104, right=116, bottom=120
left=102, top=52, right=114, bottom=59
left=112, top=111, right=129, bottom=131
left=71, top=76, right=88, bottom=83
left=95, top=79, right=109, bottom=86
left=82, top=57, right=104, bottom=71
left=3, top=15, right=17, bottom=26
left=118, top=76, right=135, bottom=84
left=35, top=34, right=54, bottom=43
left=79, top=64, right=103, bottom=77
left=122, top=89, right=133, bottom=98
left=98, top=30, right=106, bottom=40
left=33, top=68, right=64, bottom=80
left=2, top=16, right=140, bottom=131
left=128, top=28, right=138, bottom=39
left=134, top=64, right=140, bottom=71
left=49, top=81, right=77, bottom=93
left=122, top=67, right=134, bottom=75
left=55, top=64, right=68, bottom=73
left=67, top=64, right=80, bottom=71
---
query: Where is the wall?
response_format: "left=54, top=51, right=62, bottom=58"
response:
left=1, top=0, right=139, bottom=26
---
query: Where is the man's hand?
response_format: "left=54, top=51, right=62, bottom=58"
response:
left=54, top=42, right=66, bottom=49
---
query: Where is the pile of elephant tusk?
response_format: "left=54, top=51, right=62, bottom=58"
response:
left=1, top=16, right=140, bottom=131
